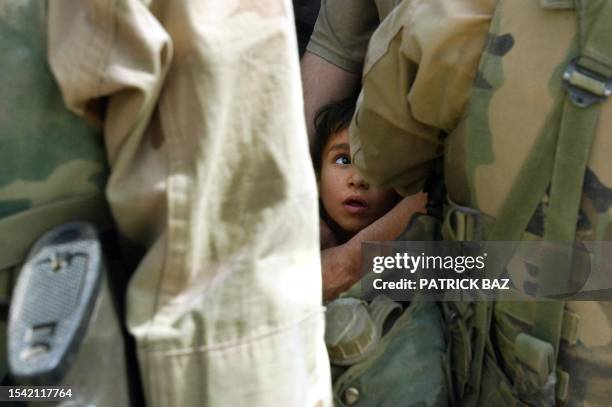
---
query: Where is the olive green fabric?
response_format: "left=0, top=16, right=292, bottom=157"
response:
left=0, top=1, right=111, bottom=272
left=350, top=0, right=612, bottom=405
left=0, top=266, right=15, bottom=380
left=306, top=0, right=400, bottom=73
left=329, top=301, right=448, bottom=407
left=0, top=0, right=111, bottom=383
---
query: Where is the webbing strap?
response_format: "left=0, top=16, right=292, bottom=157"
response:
left=579, top=3, right=612, bottom=80
left=546, top=0, right=612, bottom=242
left=485, top=84, right=563, bottom=362
left=489, top=0, right=612, bottom=360
left=535, top=0, right=612, bottom=358
left=486, top=107, right=560, bottom=242
left=532, top=102, right=599, bottom=355
left=441, top=3, right=611, bottom=404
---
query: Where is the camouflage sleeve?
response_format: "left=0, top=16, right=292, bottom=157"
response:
left=306, top=0, right=380, bottom=73
left=350, top=0, right=494, bottom=195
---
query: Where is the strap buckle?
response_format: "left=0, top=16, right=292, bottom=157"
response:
left=445, top=201, right=483, bottom=241
left=562, top=58, right=612, bottom=108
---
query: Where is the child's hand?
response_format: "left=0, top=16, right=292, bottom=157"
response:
left=398, top=191, right=428, bottom=215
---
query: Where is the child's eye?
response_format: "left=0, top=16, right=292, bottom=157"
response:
left=335, top=155, right=351, bottom=165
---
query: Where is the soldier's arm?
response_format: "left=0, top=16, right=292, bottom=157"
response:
left=301, top=52, right=360, bottom=146
left=322, top=192, right=427, bottom=301
left=301, top=0, right=379, bottom=144
left=351, top=0, right=493, bottom=195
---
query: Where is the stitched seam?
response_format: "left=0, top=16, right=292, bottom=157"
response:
left=148, top=308, right=324, bottom=356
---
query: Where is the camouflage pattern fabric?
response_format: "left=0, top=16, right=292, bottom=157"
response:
left=0, top=0, right=111, bottom=380
left=351, top=0, right=612, bottom=405
left=0, top=1, right=110, bottom=273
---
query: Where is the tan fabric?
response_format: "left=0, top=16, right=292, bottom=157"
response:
left=306, top=0, right=400, bottom=73
left=48, top=0, right=331, bottom=405
left=351, top=0, right=493, bottom=195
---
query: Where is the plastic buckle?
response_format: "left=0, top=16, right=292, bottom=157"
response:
left=8, top=222, right=103, bottom=384
left=449, top=204, right=483, bottom=241
left=562, top=59, right=612, bottom=108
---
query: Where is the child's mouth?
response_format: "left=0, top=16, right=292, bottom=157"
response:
left=343, top=197, right=368, bottom=214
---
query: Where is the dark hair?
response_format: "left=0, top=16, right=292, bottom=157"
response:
left=312, top=94, right=358, bottom=172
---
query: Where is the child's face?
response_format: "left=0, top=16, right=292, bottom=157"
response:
left=320, top=129, right=398, bottom=235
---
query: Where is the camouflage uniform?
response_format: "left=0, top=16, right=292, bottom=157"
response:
left=351, top=0, right=612, bottom=405
left=2, top=0, right=332, bottom=405
left=0, top=1, right=111, bottom=378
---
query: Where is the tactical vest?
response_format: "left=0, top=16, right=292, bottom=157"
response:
left=0, top=0, right=111, bottom=273
left=441, top=0, right=612, bottom=405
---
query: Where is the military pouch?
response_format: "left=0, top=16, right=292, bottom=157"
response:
left=444, top=300, right=558, bottom=407
left=478, top=353, right=524, bottom=407
left=331, top=302, right=448, bottom=407
left=472, top=323, right=557, bottom=407
left=512, top=333, right=556, bottom=406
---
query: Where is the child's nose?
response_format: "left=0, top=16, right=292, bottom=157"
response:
left=348, top=171, right=369, bottom=189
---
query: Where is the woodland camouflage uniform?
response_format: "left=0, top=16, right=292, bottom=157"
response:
left=351, top=0, right=612, bottom=405
left=0, top=1, right=111, bottom=378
